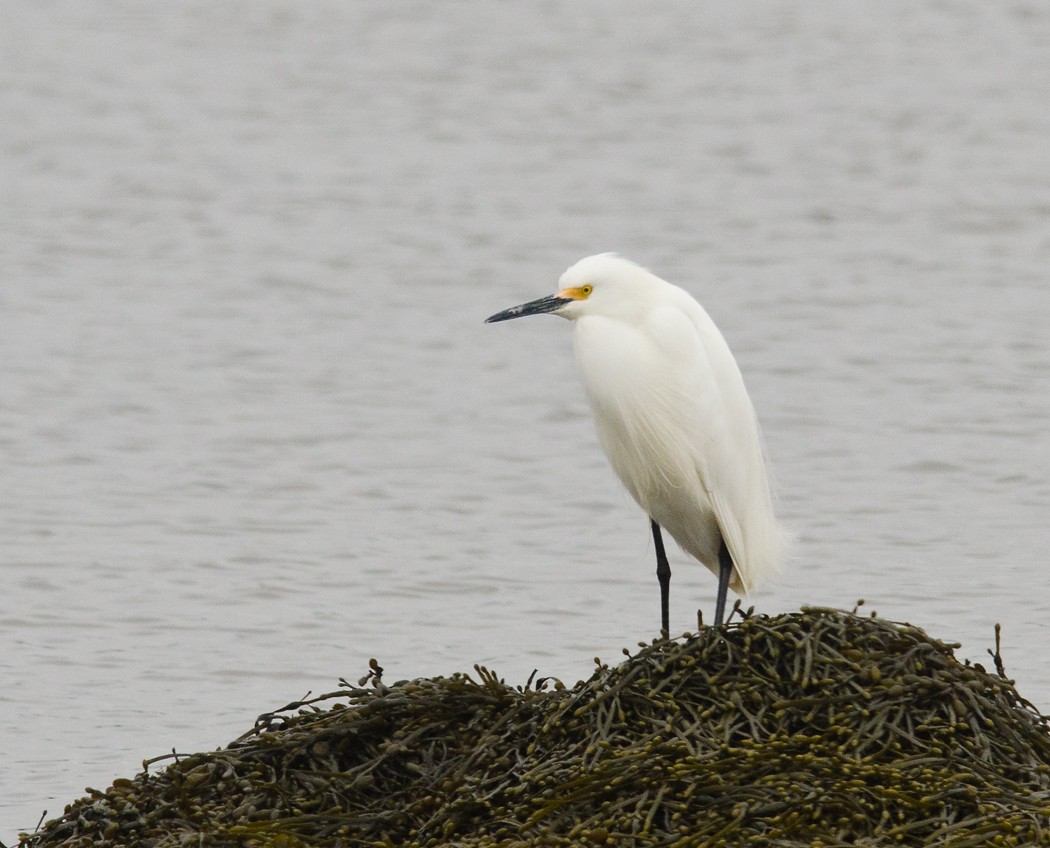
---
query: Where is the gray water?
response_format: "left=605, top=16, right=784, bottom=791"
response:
left=3, top=1, right=1049, bottom=838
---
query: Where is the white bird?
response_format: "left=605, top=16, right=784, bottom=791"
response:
left=486, top=254, right=785, bottom=631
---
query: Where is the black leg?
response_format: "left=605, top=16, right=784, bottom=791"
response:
left=651, top=520, right=670, bottom=635
left=714, top=538, right=734, bottom=626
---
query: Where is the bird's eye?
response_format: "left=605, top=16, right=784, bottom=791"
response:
left=581, top=285, right=593, bottom=296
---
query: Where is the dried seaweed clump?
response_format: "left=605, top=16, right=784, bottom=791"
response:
left=17, top=607, right=1050, bottom=847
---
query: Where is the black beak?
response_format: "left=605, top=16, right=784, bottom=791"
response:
left=485, top=293, right=571, bottom=323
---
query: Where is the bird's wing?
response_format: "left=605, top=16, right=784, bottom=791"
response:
left=576, top=298, right=783, bottom=594
left=651, top=294, right=783, bottom=594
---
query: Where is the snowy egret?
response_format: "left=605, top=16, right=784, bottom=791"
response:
left=486, top=254, right=785, bottom=631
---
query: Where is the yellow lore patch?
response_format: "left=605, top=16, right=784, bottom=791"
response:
left=560, top=284, right=593, bottom=300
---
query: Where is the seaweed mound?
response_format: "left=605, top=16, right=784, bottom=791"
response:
left=17, top=608, right=1050, bottom=847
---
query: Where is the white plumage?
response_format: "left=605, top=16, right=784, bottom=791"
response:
left=487, top=254, right=786, bottom=629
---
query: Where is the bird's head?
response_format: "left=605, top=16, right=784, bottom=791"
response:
left=485, top=253, right=658, bottom=324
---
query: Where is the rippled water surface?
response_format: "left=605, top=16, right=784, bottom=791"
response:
left=4, top=1, right=1050, bottom=837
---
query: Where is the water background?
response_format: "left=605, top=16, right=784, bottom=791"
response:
left=3, top=1, right=1049, bottom=838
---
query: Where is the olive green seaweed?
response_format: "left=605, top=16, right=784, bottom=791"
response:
left=15, top=606, right=1050, bottom=847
